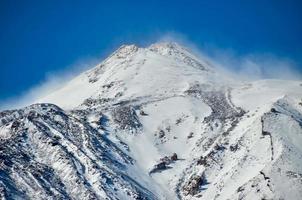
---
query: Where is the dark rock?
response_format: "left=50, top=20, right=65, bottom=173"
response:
left=149, top=162, right=168, bottom=174
left=183, top=172, right=207, bottom=196
left=11, top=121, right=21, bottom=130
left=214, top=144, right=225, bottom=151
left=186, top=86, right=245, bottom=123
left=115, top=92, right=123, bottom=98
left=187, top=132, right=194, bottom=139
left=176, top=118, right=183, bottom=125
left=139, top=110, right=148, bottom=116
left=270, top=108, right=278, bottom=113
left=171, top=153, right=178, bottom=161
left=50, top=135, right=61, bottom=146
left=237, top=186, right=244, bottom=192
left=158, top=130, right=165, bottom=138
left=82, top=97, right=112, bottom=107
left=260, top=171, right=270, bottom=180
left=102, top=82, right=114, bottom=89
left=197, top=156, right=208, bottom=166
left=262, top=130, right=271, bottom=136
left=149, top=153, right=179, bottom=174
left=112, top=106, right=142, bottom=130
left=156, top=162, right=166, bottom=170
left=230, top=144, right=239, bottom=152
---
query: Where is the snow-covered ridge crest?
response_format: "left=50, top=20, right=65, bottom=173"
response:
left=148, top=41, right=212, bottom=71
left=37, top=42, right=218, bottom=109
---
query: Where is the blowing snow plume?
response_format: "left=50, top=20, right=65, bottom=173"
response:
left=0, top=57, right=99, bottom=111
left=154, top=33, right=302, bottom=81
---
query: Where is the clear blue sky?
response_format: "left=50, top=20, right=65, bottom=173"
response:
left=1, top=0, right=301, bottom=102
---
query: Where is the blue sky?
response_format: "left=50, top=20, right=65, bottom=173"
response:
left=1, top=0, right=302, bottom=106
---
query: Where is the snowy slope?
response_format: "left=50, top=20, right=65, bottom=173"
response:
left=1, top=42, right=302, bottom=200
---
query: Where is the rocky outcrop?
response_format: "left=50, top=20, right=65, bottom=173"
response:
left=0, top=104, right=154, bottom=200
left=182, top=172, right=207, bottom=196
left=149, top=153, right=179, bottom=174
left=112, top=106, right=142, bottom=131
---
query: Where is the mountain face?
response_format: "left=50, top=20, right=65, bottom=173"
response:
left=1, top=42, right=302, bottom=200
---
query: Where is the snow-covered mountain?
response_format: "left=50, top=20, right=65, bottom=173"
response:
left=1, top=42, right=302, bottom=200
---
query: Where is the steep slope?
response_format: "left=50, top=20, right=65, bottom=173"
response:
left=0, top=104, right=155, bottom=199
left=36, top=43, right=226, bottom=109
left=1, top=42, right=302, bottom=199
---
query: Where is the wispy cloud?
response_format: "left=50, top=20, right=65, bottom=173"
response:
left=0, top=57, right=99, bottom=110
left=201, top=47, right=302, bottom=81
left=156, top=32, right=302, bottom=80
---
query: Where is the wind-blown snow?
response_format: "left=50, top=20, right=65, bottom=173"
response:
left=1, top=42, right=302, bottom=200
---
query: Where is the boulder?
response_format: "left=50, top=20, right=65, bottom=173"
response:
left=171, top=153, right=178, bottom=161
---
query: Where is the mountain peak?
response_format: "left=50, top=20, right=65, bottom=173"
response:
left=2, top=39, right=302, bottom=200
left=110, top=42, right=190, bottom=60
left=38, top=40, right=218, bottom=109
left=148, top=41, right=186, bottom=54
left=149, top=41, right=182, bottom=48
left=112, top=44, right=139, bottom=59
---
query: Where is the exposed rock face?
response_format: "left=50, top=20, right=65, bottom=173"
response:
left=183, top=172, right=207, bottom=196
left=112, top=106, right=142, bottom=131
left=149, top=42, right=209, bottom=71
left=185, top=84, right=245, bottom=124
left=149, top=153, right=179, bottom=174
left=0, top=104, right=154, bottom=200
left=171, top=153, right=178, bottom=161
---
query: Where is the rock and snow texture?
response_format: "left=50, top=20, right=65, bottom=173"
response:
left=1, top=42, right=302, bottom=200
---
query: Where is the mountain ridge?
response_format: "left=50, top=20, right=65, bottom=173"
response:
left=1, top=42, right=302, bottom=200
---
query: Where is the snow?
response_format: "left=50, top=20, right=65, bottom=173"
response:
left=0, top=125, right=11, bottom=139
left=1, top=42, right=302, bottom=199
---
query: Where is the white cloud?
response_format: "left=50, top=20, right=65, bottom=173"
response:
left=0, top=57, right=99, bottom=110
left=155, top=32, right=302, bottom=81
left=204, top=49, right=302, bottom=81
